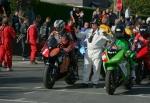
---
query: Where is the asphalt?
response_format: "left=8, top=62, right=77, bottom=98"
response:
left=0, top=56, right=150, bottom=103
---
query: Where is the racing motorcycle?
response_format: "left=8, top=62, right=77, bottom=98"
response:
left=132, top=31, right=150, bottom=84
left=102, top=39, right=132, bottom=95
left=133, top=40, right=150, bottom=84
left=42, top=38, right=78, bottom=89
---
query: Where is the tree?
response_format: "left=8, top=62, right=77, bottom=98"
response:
left=123, top=0, right=150, bottom=17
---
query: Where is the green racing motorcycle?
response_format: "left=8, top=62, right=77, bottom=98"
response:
left=102, top=38, right=133, bottom=95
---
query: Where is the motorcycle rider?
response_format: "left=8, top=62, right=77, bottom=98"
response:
left=82, top=19, right=112, bottom=88
left=132, top=23, right=150, bottom=78
left=43, top=20, right=78, bottom=75
left=132, top=24, right=149, bottom=53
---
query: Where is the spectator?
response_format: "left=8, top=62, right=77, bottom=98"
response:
left=40, top=16, right=51, bottom=42
left=77, top=22, right=90, bottom=47
left=12, top=11, right=21, bottom=33
left=105, top=9, right=110, bottom=17
left=77, top=22, right=90, bottom=57
left=109, top=9, right=117, bottom=27
left=70, top=7, right=80, bottom=28
left=65, top=19, right=77, bottom=41
left=100, top=10, right=107, bottom=22
left=125, top=7, right=131, bottom=20
left=19, top=16, right=29, bottom=61
left=78, top=10, right=84, bottom=29
left=38, top=17, right=51, bottom=61
left=92, top=8, right=101, bottom=22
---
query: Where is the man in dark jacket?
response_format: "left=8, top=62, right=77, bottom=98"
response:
left=12, top=11, right=20, bottom=33
left=19, top=16, right=29, bottom=60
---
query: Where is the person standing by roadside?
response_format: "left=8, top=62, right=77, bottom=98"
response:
left=82, top=20, right=112, bottom=88
left=38, top=16, right=51, bottom=61
left=19, top=16, right=29, bottom=60
left=39, top=16, right=51, bottom=46
left=27, top=20, right=38, bottom=64
left=0, top=17, right=16, bottom=71
left=12, top=11, right=20, bottom=33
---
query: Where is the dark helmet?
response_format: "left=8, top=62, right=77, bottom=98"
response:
left=115, top=25, right=124, bottom=38
left=139, top=24, right=148, bottom=36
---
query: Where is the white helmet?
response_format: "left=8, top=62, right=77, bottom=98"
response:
left=146, top=17, right=150, bottom=24
left=53, top=20, right=65, bottom=32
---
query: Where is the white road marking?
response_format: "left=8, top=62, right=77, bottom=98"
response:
left=0, top=99, right=37, bottom=103
left=24, top=92, right=35, bottom=95
left=55, top=89, right=107, bottom=95
left=13, top=61, right=30, bottom=64
left=34, top=87, right=43, bottom=89
left=0, top=87, right=27, bottom=90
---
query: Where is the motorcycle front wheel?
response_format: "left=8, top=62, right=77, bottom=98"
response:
left=105, top=70, right=115, bottom=95
left=43, top=65, right=56, bottom=89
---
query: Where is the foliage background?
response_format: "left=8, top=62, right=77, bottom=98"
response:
left=10, top=0, right=150, bottom=19
left=123, top=0, right=150, bottom=17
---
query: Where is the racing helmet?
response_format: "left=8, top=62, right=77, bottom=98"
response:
left=125, top=27, right=132, bottom=37
left=54, top=20, right=65, bottom=32
left=139, top=25, right=148, bottom=36
left=114, top=25, right=124, bottom=38
left=146, top=17, right=150, bottom=24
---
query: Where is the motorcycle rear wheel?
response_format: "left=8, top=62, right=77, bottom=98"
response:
left=105, top=70, right=115, bottom=95
left=43, top=65, right=56, bottom=89
left=135, top=61, right=144, bottom=84
left=65, top=66, right=78, bottom=85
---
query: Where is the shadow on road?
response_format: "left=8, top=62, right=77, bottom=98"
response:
left=52, top=83, right=105, bottom=90
left=0, top=89, right=32, bottom=99
left=116, top=83, right=150, bottom=95
left=0, top=77, right=42, bottom=87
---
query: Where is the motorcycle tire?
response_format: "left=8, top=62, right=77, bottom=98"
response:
left=135, top=62, right=144, bottom=84
left=43, top=65, right=56, bottom=89
left=105, top=70, right=115, bottom=95
left=65, top=68, right=78, bottom=85
left=124, top=77, right=132, bottom=90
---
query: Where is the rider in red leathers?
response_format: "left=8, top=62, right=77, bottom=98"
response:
left=132, top=24, right=150, bottom=78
